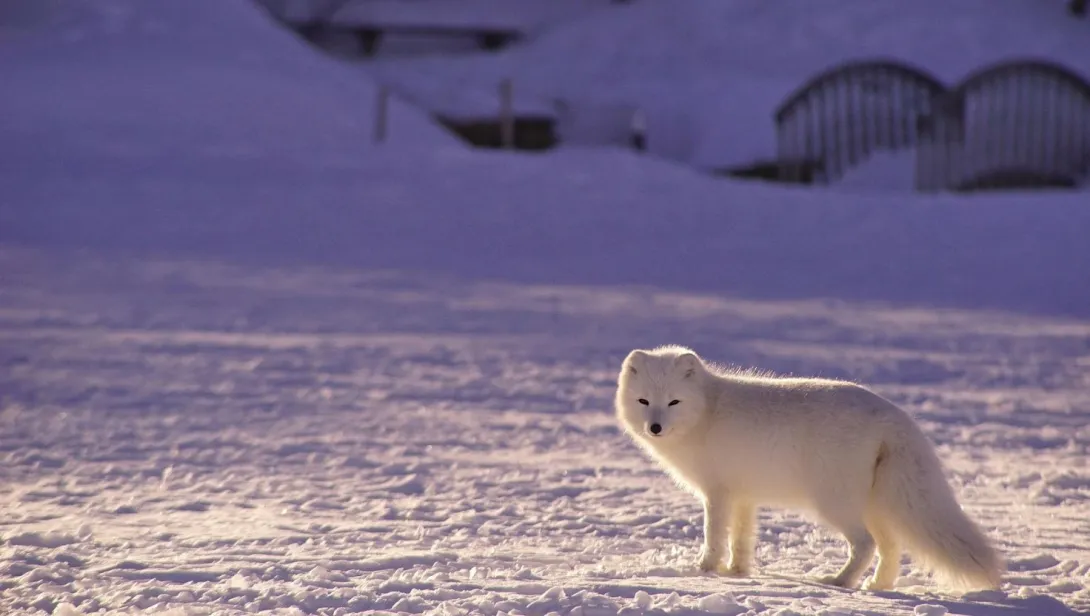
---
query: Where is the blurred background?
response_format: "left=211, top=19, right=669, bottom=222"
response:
left=3, top=0, right=1090, bottom=313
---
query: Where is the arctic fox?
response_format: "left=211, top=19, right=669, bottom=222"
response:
left=614, top=345, right=1002, bottom=591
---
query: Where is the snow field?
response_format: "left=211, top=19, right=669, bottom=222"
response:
left=1, top=249, right=1089, bottom=615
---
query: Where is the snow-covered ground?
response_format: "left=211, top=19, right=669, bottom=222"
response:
left=3, top=248, right=1090, bottom=616
left=2, top=1, right=1090, bottom=615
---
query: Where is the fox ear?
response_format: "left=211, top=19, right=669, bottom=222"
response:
left=676, top=352, right=701, bottom=379
left=624, top=349, right=648, bottom=375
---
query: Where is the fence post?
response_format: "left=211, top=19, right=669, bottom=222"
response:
left=914, top=94, right=966, bottom=192
left=630, top=108, right=647, bottom=152
left=936, top=94, right=966, bottom=191
left=499, top=78, right=514, bottom=149
left=373, top=85, right=389, bottom=144
left=914, top=114, right=936, bottom=192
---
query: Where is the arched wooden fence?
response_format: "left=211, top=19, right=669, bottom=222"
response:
left=917, top=60, right=1090, bottom=191
left=775, top=59, right=946, bottom=184
left=775, top=58, right=1090, bottom=191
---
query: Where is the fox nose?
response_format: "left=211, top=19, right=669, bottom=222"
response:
left=648, top=422, right=663, bottom=436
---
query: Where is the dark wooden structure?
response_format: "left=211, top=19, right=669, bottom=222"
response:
left=774, top=59, right=947, bottom=185
left=953, top=169, right=1080, bottom=192
left=294, top=22, right=522, bottom=55
left=773, top=57, right=1090, bottom=192
left=279, top=0, right=524, bottom=56
left=712, top=159, right=824, bottom=184
left=435, top=115, right=557, bottom=150
left=915, top=59, right=1090, bottom=192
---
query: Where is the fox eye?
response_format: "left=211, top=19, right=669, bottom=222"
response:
left=668, top=400, right=680, bottom=406
left=637, top=398, right=649, bottom=406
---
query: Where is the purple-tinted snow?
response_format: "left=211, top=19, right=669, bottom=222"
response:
left=2, top=2, right=1090, bottom=615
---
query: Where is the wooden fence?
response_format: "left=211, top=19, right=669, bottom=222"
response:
left=775, top=58, right=1090, bottom=191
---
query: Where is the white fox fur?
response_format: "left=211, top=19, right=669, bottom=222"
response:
left=614, top=345, right=1002, bottom=591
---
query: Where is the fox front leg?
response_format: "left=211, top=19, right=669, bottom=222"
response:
left=697, top=491, right=730, bottom=572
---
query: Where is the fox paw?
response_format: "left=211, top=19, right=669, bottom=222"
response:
left=861, top=578, right=892, bottom=592
left=818, top=574, right=856, bottom=589
left=722, top=562, right=751, bottom=577
left=696, top=549, right=722, bottom=573
left=696, top=557, right=720, bottom=573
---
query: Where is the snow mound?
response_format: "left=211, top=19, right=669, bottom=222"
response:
left=516, top=0, right=1090, bottom=84
left=3, top=530, right=80, bottom=549
left=4, top=145, right=1089, bottom=316
left=0, top=0, right=455, bottom=162
left=51, top=603, right=82, bottom=616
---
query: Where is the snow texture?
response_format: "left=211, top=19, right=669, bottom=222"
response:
left=1, top=1, right=1090, bottom=615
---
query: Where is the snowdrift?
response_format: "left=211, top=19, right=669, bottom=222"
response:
left=0, top=0, right=455, bottom=160
left=4, top=145, right=1089, bottom=317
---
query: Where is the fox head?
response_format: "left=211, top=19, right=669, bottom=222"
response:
left=615, top=346, right=707, bottom=441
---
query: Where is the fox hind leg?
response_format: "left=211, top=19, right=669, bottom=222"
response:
left=815, top=496, right=876, bottom=588
left=825, top=525, right=876, bottom=588
left=861, top=515, right=901, bottom=591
